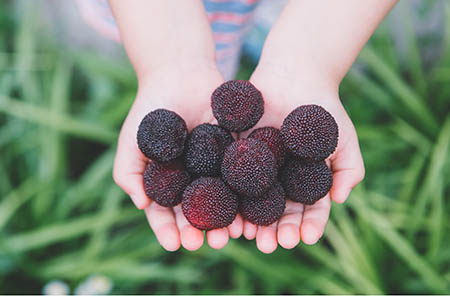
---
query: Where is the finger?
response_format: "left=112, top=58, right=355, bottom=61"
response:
left=243, top=220, right=257, bottom=240
left=113, top=133, right=150, bottom=210
left=330, top=139, right=365, bottom=204
left=206, top=228, right=229, bottom=249
left=227, top=213, right=243, bottom=239
left=300, top=195, right=331, bottom=245
left=145, top=203, right=180, bottom=251
left=256, top=222, right=278, bottom=254
left=277, top=200, right=304, bottom=249
left=173, top=205, right=204, bottom=251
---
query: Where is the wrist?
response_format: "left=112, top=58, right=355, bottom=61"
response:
left=137, top=58, right=220, bottom=88
left=251, top=62, right=339, bottom=99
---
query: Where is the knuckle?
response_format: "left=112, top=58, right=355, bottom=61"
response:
left=356, top=166, right=366, bottom=184
left=112, top=169, right=126, bottom=189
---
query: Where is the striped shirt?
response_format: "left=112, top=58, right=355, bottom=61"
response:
left=76, top=0, right=262, bottom=80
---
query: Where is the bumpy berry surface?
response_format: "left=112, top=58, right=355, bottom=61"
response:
left=248, top=126, right=287, bottom=168
left=211, top=80, right=264, bottom=132
left=184, top=123, right=234, bottom=177
left=182, top=177, right=238, bottom=230
left=280, top=105, right=338, bottom=161
left=137, top=109, right=187, bottom=162
left=143, top=159, right=191, bottom=207
left=240, top=183, right=286, bottom=226
left=221, top=138, right=277, bottom=197
left=280, top=158, right=332, bottom=205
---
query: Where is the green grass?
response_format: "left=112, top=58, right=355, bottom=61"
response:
left=1, top=1, right=450, bottom=295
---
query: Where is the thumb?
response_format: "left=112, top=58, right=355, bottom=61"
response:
left=329, top=139, right=365, bottom=204
left=113, top=133, right=151, bottom=210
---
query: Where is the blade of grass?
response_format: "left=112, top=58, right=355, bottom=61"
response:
left=409, top=118, right=450, bottom=241
left=73, top=51, right=136, bottom=87
left=0, top=119, right=27, bottom=148
left=222, top=241, right=352, bottom=294
left=83, top=186, right=124, bottom=260
left=0, top=178, right=41, bottom=230
left=0, top=71, right=14, bottom=97
left=371, top=19, right=399, bottom=71
left=100, top=92, right=134, bottom=126
left=14, top=1, right=40, bottom=100
left=42, top=258, right=200, bottom=284
left=440, top=2, right=450, bottom=61
left=391, top=118, right=431, bottom=154
left=302, top=236, right=381, bottom=294
left=55, top=148, right=115, bottom=218
left=227, top=266, right=252, bottom=295
left=358, top=47, right=438, bottom=136
left=367, top=191, right=408, bottom=213
left=300, top=243, right=341, bottom=273
left=32, top=60, right=72, bottom=218
left=346, top=68, right=394, bottom=112
left=430, top=67, right=450, bottom=115
left=356, top=124, right=392, bottom=143
left=399, top=1, right=427, bottom=97
left=0, top=95, right=117, bottom=143
left=425, top=117, right=450, bottom=261
left=38, top=241, right=166, bottom=280
left=333, top=204, right=382, bottom=290
left=1, top=207, right=140, bottom=253
left=431, top=67, right=450, bottom=81
left=325, top=221, right=383, bottom=294
left=39, top=239, right=162, bottom=273
left=350, top=187, right=449, bottom=293
left=0, top=52, right=52, bottom=71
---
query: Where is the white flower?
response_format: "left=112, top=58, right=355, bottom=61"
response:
left=42, top=280, right=70, bottom=295
left=74, top=274, right=113, bottom=295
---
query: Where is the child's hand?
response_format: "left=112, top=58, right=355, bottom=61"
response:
left=240, top=67, right=365, bottom=253
left=113, top=65, right=244, bottom=251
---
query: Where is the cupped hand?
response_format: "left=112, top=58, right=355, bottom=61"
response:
left=113, top=65, right=244, bottom=251
left=240, top=68, right=365, bottom=253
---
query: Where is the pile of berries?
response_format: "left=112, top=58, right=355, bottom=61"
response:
left=137, top=80, right=338, bottom=230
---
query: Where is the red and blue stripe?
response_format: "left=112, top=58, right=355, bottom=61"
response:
left=76, top=0, right=262, bottom=79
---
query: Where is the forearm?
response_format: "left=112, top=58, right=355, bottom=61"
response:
left=108, top=0, right=217, bottom=81
left=256, top=0, right=397, bottom=91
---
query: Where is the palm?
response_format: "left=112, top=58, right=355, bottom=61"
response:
left=114, top=67, right=364, bottom=253
left=113, top=68, right=243, bottom=251
left=239, top=72, right=365, bottom=253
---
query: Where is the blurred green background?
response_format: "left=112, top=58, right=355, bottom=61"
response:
left=1, top=0, right=449, bottom=295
